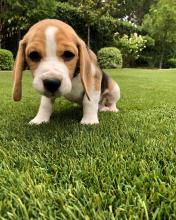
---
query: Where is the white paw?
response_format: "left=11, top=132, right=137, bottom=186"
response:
left=80, top=117, right=99, bottom=125
left=99, top=106, right=109, bottom=112
left=99, top=105, right=119, bottom=112
left=29, top=117, right=50, bottom=125
left=109, top=107, right=119, bottom=112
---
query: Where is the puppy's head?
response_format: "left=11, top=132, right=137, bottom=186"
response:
left=13, top=19, right=92, bottom=101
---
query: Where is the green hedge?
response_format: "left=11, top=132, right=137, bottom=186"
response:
left=167, top=58, right=176, bottom=68
left=135, top=55, right=154, bottom=67
left=97, top=47, right=122, bottom=69
left=0, top=49, right=14, bottom=70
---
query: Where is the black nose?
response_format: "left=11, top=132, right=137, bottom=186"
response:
left=43, top=79, right=61, bottom=93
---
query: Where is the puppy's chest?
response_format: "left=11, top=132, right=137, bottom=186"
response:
left=64, top=74, right=84, bottom=103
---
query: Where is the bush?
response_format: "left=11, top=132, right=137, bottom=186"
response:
left=114, top=33, right=147, bottom=67
left=167, top=58, right=176, bottom=68
left=97, top=47, right=122, bottom=69
left=135, top=55, right=154, bottom=67
left=0, top=49, right=14, bottom=70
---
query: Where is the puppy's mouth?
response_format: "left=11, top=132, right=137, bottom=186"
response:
left=44, top=90, right=61, bottom=98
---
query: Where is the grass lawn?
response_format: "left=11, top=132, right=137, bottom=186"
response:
left=0, top=68, right=176, bottom=219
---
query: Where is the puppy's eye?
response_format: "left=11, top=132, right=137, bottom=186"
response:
left=62, top=51, right=75, bottom=61
left=28, top=51, right=41, bottom=62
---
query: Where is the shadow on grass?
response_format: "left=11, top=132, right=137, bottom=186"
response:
left=51, top=105, right=82, bottom=125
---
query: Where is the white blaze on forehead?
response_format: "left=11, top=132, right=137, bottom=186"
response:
left=33, top=25, right=72, bottom=96
left=45, top=26, right=58, bottom=58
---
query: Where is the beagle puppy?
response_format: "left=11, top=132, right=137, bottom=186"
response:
left=13, top=19, right=120, bottom=124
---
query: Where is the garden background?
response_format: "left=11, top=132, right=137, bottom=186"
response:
left=0, top=0, right=176, bottom=219
left=1, top=0, right=176, bottom=69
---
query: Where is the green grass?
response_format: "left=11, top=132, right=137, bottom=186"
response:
left=0, top=68, right=176, bottom=219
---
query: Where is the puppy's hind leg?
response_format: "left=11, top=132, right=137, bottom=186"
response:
left=99, top=82, right=120, bottom=112
left=29, top=96, right=54, bottom=125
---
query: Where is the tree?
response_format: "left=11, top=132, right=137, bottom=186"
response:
left=56, top=2, right=141, bottom=52
left=102, top=0, right=158, bottom=25
left=0, top=1, right=11, bottom=48
left=0, top=0, right=57, bottom=49
left=143, top=0, right=176, bottom=68
left=72, top=0, right=118, bottom=48
left=79, top=0, right=98, bottom=48
left=1, top=0, right=144, bottom=55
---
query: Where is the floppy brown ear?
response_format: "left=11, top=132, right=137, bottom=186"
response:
left=12, top=40, right=26, bottom=101
left=79, top=41, right=93, bottom=101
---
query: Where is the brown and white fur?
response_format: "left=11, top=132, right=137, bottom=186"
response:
left=13, top=19, right=120, bottom=125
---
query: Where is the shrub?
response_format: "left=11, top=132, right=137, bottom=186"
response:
left=167, top=58, right=176, bottom=68
left=97, top=47, right=122, bottom=69
left=114, top=33, right=147, bottom=67
left=135, top=35, right=156, bottom=67
left=0, top=49, right=14, bottom=70
left=135, top=55, right=155, bottom=67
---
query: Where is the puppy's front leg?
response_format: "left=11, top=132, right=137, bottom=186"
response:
left=29, top=96, right=54, bottom=125
left=80, top=91, right=100, bottom=125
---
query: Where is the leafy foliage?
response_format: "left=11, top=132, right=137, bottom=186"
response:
left=114, top=33, right=147, bottom=67
left=0, top=49, right=13, bottom=70
left=1, top=0, right=176, bottom=68
left=56, top=2, right=83, bottom=33
left=142, top=0, right=176, bottom=68
left=135, top=35, right=155, bottom=67
left=0, top=0, right=58, bottom=41
left=135, top=55, right=154, bottom=67
left=1, top=0, right=143, bottom=56
left=110, top=0, right=158, bottom=25
left=55, top=3, right=141, bottom=51
left=167, top=58, right=176, bottom=68
left=92, top=16, right=119, bottom=51
left=97, top=47, right=122, bottom=69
